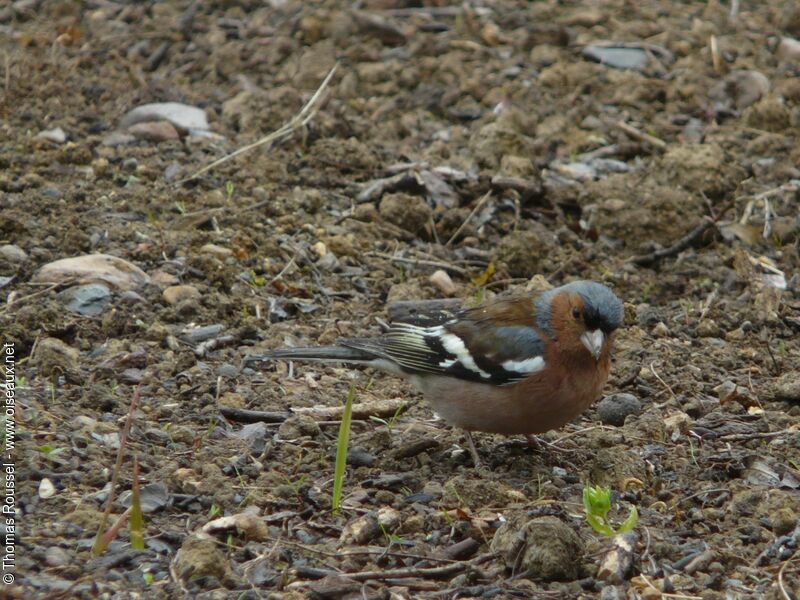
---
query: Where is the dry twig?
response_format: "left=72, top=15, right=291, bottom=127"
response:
left=367, top=252, right=467, bottom=274
left=630, top=218, right=714, bottom=266
left=92, top=385, right=140, bottom=555
left=445, top=191, right=491, bottom=247
left=180, top=63, right=338, bottom=183
left=615, top=120, right=666, bottom=149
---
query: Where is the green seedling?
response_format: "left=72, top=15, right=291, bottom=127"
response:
left=332, top=382, right=355, bottom=516
left=368, top=404, right=404, bottom=433
left=130, top=458, right=145, bottom=550
left=582, top=484, right=638, bottom=537
left=225, top=181, right=235, bottom=200
left=34, top=444, right=66, bottom=457
left=248, top=270, right=266, bottom=287
left=209, top=503, right=221, bottom=518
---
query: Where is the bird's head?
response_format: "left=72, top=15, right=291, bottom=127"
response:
left=536, top=281, right=624, bottom=361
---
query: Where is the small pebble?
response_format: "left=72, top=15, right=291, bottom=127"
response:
left=118, top=290, right=145, bottom=304
left=181, top=324, right=224, bottom=343
left=777, top=37, right=800, bottom=62
left=696, top=318, right=721, bottom=338
left=163, top=284, right=200, bottom=305
left=119, top=102, right=210, bottom=133
left=347, top=448, right=376, bottom=467
left=45, top=546, right=71, bottom=567
left=39, top=478, right=56, bottom=499
left=311, top=241, right=327, bottom=258
left=58, top=283, right=112, bottom=316
left=597, top=393, right=642, bottom=426
left=0, top=244, right=28, bottom=263
left=36, top=127, right=67, bottom=144
left=652, top=321, right=670, bottom=337
left=200, top=243, right=233, bottom=258
left=583, top=45, right=648, bottom=70
left=217, top=363, right=239, bottom=378
left=429, top=269, right=457, bottom=296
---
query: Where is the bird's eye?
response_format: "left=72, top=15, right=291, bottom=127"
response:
left=571, top=307, right=581, bottom=320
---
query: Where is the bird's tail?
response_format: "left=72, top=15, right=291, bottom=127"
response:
left=244, top=344, right=378, bottom=366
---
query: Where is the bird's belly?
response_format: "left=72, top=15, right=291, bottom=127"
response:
left=415, top=373, right=604, bottom=435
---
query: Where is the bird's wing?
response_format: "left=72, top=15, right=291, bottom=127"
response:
left=341, top=297, right=548, bottom=385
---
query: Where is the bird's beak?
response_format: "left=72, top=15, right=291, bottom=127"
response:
left=581, top=330, right=604, bottom=360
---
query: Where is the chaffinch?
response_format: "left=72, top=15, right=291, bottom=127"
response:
left=249, top=280, right=624, bottom=466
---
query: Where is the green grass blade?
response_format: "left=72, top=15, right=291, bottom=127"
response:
left=332, top=382, right=355, bottom=516
left=130, top=457, right=145, bottom=550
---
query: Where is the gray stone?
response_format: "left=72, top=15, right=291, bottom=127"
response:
left=118, top=482, right=169, bottom=513
left=119, top=102, right=209, bottom=134
left=58, top=283, right=112, bottom=316
left=217, top=363, right=239, bottom=378
left=181, top=324, right=224, bottom=343
left=583, top=45, right=648, bottom=70
left=36, top=127, right=67, bottom=144
left=0, top=244, right=28, bottom=263
left=597, top=393, right=642, bottom=426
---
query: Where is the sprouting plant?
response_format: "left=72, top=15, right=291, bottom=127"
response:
left=209, top=503, right=221, bottom=518
left=247, top=270, right=266, bottom=288
left=174, top=200, right=187, bottom=214
left=582, top=484, right=638, bottom=537
left=378, top=521, right=404, bottom=551
left=368, top=404, right=404, bottom=434
left=225, top=181, right=235, bottom=201
left=34, top=444, right=66, bottom=458
left=332, top=382, right=355, bottom=516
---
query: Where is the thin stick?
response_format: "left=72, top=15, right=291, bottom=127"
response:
left=345, top=552, right=494, bottom=582
left=179, top=63, right=338, bottom=183
left=710, top=35, right=722, bottom=74
left=777, top=552, right=797, bottom=600
left=1, top=278, right=77, bottom=312
left=649, top=362, right=676, bottom=400
left=630, top=218, right=714, bottom=266
left=268, top=256, right=297, bottom=285
left=92, top=385, right=140, bottom=555
left=445, top=191, right=491, bottom=247
left=638, top=573, right=703, bottom=600
left=367, top=252, right=467, bottom=274
left=615, top=120, right=666, bottom=149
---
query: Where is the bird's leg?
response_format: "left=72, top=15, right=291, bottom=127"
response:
left=524, top=434, right=543, bottom=449
left=464, top=431, right=482, bottom=467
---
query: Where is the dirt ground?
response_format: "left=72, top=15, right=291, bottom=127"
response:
left=3, top=0, right=800, bottom=598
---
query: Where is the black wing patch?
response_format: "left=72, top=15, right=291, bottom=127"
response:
left=340, top=322, right=547, bottom=386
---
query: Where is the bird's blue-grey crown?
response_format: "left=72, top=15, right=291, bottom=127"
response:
left=534, top=280, right=624, bottom=337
